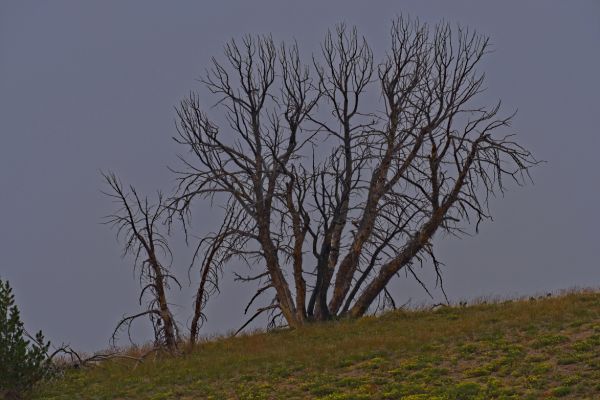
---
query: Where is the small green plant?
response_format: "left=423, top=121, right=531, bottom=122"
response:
left=0, top=279, right=52, bottom=399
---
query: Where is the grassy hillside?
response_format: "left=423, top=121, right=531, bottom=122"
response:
left=32, top=291, right=599, bottom=399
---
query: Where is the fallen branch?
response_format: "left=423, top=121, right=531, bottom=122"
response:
left=48, top=343, right=159, bottom=369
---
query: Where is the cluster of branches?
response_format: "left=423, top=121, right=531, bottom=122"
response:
left=102, top=173, right=182, bottom=350
left=102, top=170, right=222, bottom=349
left=169, top=15, right=537, bottom=330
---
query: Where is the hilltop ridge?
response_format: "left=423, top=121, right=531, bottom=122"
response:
left=33, top=290, right=600, bottom=399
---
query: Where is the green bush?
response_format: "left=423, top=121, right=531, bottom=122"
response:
left=0, top=279, right=52, bottom=399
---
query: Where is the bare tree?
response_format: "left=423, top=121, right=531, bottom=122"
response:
left=170, top=16, right=537, bottom=330
left=102, top=172, right=180, bottom=351
left=186, top=200, right=243, bottom=345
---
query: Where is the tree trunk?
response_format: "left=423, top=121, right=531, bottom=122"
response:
left=258, top=224, right=301, bottom=327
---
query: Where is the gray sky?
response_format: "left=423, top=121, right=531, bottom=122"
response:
left=1, top=1, right=599, bottom=352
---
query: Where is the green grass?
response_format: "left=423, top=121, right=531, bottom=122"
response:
left=32, top=291, right=600, bottom=399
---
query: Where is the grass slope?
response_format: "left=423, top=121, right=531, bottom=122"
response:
left=33, top=291, right=600, bottom=399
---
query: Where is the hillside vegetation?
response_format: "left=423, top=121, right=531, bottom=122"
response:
left=32, top=291, right=600, bottom=399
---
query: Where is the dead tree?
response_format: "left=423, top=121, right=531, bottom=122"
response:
left=170, top=16, right=537, bottom=330
left=187, top=199, right=246, bottom=345
left=102, top=172, right=180, bottom=351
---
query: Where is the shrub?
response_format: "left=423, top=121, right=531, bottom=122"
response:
left=0, top=279, right=52, bottom=399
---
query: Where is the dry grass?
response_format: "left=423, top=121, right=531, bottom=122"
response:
left=31, top=290, right=600, bottom=399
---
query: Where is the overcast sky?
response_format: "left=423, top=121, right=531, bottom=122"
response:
left=1, top=1, right=599, bottom=352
